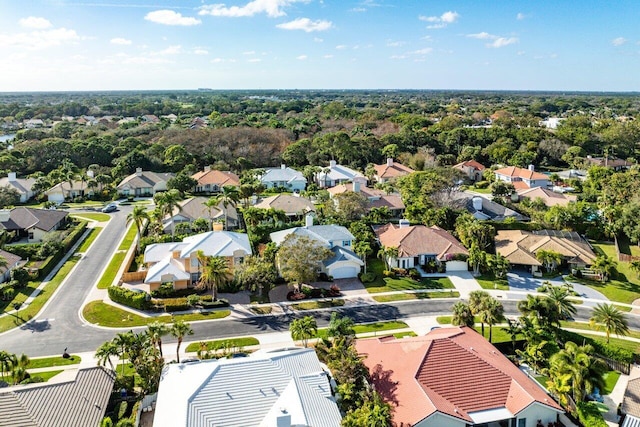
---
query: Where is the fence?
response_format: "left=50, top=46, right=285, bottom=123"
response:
left=597, top=353, right=631, bottom=375
left=121, top=271, right=147, bottom=282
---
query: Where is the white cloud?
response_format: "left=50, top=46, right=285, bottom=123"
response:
left=488, top=37, right=518, bottom=48
left=211, top=57, right=225, bottom=63
left=19, top=16, right=52, bottom=29
left=351, top=7, right=366, bottom=12
left=276, top=18, right=332, bottom=32
left=612, top=37, right=627, bottom=46
left=467, top=32, right=496, bottom=40
left=243, top=50, right=256, bottom=55
left=144, top=10, right=201, bottom=26
left=409, top=48, right=433, bottom=55
left=0, top=27, right=80, bottom=50
left=314, top=37, right=323, bottom=43
left=386, top=40, right=405, bottom=47
left=390, top=55, right=407, bottom=60
left=199, top=0, right=298, bottom=18
left=193, top=48, right=209, bottom=55
left=153, top=45, right=182, bottom=55
left=335, top=44, right=347, bottom=50
left=419, top=11, right=459, bottom=28
left=296, top=54, right=307, bottom=60
left=323, top=54, right=333, bottom=59
left=110, top=37, right=132, bottom=45
left=516, top=12, right=526, bottom=20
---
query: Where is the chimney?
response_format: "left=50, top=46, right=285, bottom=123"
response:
left=305, top=213, right=314, bottom=228
left=399, top=219, right=410, bottom=228
left=86, top=170, right=94, bottom=178
left=281, top=164, right=286, bottom=170
left=213, top=222, right=224, bottom=232
left=276, top=409, right=291, bottom=427
left=528, top=164, right=535, bottom=172
left=136, top=167, right=142, bottom=176
left=172, top=250, right=180, bottom=259
left=386, top=158, right=393, bottom=167
left=7, top=172, right=16, bottom=182
left=329, top=160, right=337, bottom=168
left=0, top=209, right=10, bottom=222
left=472, top=197, right=483, bottom=212
left=353, top=181, right=361, bottom=193
left=204, top=166, right=211, bottom=172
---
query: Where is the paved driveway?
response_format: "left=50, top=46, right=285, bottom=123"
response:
left=507, top=272, right=609, bottom=302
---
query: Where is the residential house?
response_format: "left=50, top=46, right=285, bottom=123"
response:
left=259, top=164, right=307, bottom=192
left=450, top=193, right=529, bottom=222
left=494, top=166, right=550, bottom=190
left=143, top=230, right=251, bottom=291
left=116, top=168, right=174, bottom=197
left=327, top=182, right=405, bottom=217
left=516, top=186, right=577, bottom=208
left=0, top=172, right=36, bottom=203
left=373, top=158, right=414, bottom=183
left=0, top=249, right=22, bottom=283
left=452, top=160, right=486, bottom=182
left=161, top=113, right=178, bottom=123
left=620, top=366, right=640, bottom=427
left=315, top=160, right=367, bottom=188
left=270, top=216, right=363, bottom=279
left=355, top=327, right=564, bottom=427
left=254, top=194, right=315, bottom=218
left=163, top=196, right=238, bottom=232
left=375, top=221, right=468, bottom=271
left=141, top=114, right=160, bottom=124
left=0, top=207, right=68, bottom=243
left=540, top=117, right=565, bottom=129
left=45, top=172, right=96, bottom=204
left=584, top=155, right=632, bottom=171
left=153, top=347, right=342, bottom=427
left=0, top=367, right=115, bottom=427
left=23, top=118, right=44, bottom=129
left=494, top=229, right=596, bottom=274
left=192, top=167, right=240, bottom=194
left=189, top=117, right=208, bottom=129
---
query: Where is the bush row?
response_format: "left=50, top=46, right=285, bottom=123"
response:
left=108, top=286, right=150, bottom=310
left=36, top=221, right=88, bottom=279
left=575, top=402, right=607, bottom=427
left=157, top=297, right=229, bottom=312
left=558, top=330, right=635, bottom=364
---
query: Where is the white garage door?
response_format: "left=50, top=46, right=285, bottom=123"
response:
left=330, top=266, right=358, bottom=279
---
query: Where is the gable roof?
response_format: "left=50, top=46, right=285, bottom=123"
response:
left=376, top=224, right=468, bottom=259
left=453, top=160, right=486, bottom=171
left=316, top=162, right=365, bottom=182
left=355, top=327, right=562, bottom=426
left=324, top=246, right=364, bottom=268
left=180, top=230, right=251, bottom=258
left=0, top=208, right=68, bottom=232
left=260, top=166, right=306, bottom=184
left=254, top=194, right=315, bottom=216
left=0, top=367, right=115, bottom=427
left=495, top=229, right=596, bottom=266
left=494, top=166, right=548, bottom=181
left=327, top=184, right=405, bottom=210
left=373, top=159, right=414, bottom=180
left=517, top=187, right=577, bottom=207
left=0, top=176, right=35, bottom=195
left=145, top=257, right=191, bottom=283
left=450, top=192, right=529, bottom=222
left=164, top=197, right=237, bottom=225
left=117, top=170, right=174, bottom=190
left=0, top=249, right=22, bottom=274
left=153, top=347, right=341, bottom=427
left=44, top=180, right=91, bottom=194
left=191, top=169, right=240, bottom=187
left=270, top=224, right=354, bottom=248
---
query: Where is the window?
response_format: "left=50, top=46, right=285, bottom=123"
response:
left=234, top=257, right=244, bottom=265
left=190, top=272, right=201, bottom=283
left=28, top=231, right=34, bottom=240
left=342, top=240, right=351, bottom=247
left=518, top=419, right=526, bottom=427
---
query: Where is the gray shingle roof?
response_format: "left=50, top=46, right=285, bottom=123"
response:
left=0, top=367, right=115, bottom=427
left=0, top=208, right=68, bottom=232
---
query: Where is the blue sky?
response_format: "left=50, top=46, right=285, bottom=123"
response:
left=0, top=0, right=638, bottom=91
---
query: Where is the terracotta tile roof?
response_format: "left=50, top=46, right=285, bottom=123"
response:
left=373, top=160, right=414, bottom=180
left=511, top=180, right=530, bottom=190
left=355, top=327, right=563, bottom=426
left=191, top=169, right=240, bottom=187
left=517, top=187, right=576, bottom=207
left=494, top=166, right=548, bottom=181
left=453, top=160, right=486, bottom=171
left=376, top=224, right=468, bottom=259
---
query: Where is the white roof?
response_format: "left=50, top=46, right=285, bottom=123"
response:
left=316, top=163, right=364, bottom=182
left=270, top=225, right=354, bottom=247
left=260, top=166, right=306, bottom=184
left=468, top=407, right=514, bottom=424
left=154, top=347, right=342, bottom=427
left=145, top=258, right=190, bottom=283
left=623, top=415, right=640, bottom=427
left=144, top=242, right=187, bottom=264
left=180, top=230, right=251, bottom=258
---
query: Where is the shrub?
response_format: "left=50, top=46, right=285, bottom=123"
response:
left=382, top=270, right=394, bottom=277
left=575, top=402, right=607, bottom=427
left=474, top=180, right=490, bottom=189
left=360, top=272, right=376, bottom=283
left=200, top=299, right=229, bottom=309
left=108, top=286, right=150, bottom=310
left=187, top=294, right=200, bottom=307
left=408, top=269, right=421, bottom=279
left=11, top=268, right=31, bottom=287
left=161, top=297, right=190, bottom=312
left=286, top=291, right=306, bottom=301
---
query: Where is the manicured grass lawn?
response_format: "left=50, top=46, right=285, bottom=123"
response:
left=71, top=213, right=111, bottom=222
left=185, top=337, right=259, bottom=353
left=76, top=227, right=102, bottom=253
left=364, top=260, right=455, bottom=293
left=316, top=320, right=410, bottom=338
left=249, top=306, right=273, bottom=315
left=373, top=291, right=460, bottom=302
left=0, top=256, right=81, bottom=333
left=29, top=369, right=63, bottom=382
left=586, top=242, right=640, bottom=303
left=118, top=223, right=138, bottom=251
left=290, top=299, right=345, bottom=311
left=475, top=274, right=510, bottom=291
left=469, top=186, right=492, bottom=194
left=29, top=355, right=82, bottom=369
left=473, top=325, right=523, bottom=344
left=562, top=320, right=640, bottom=340
left=603, top=371, right=621, bottom=395
left=394, top=331, right=417, bottom=338
left=96, top=251, right=126, bottom=289
left=82, top=301, right=230, bottom=327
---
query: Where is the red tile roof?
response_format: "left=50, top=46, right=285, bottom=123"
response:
left=494, top=166, right=548, bottom=181
left=374, top=160, right=414, bottom=180
left=355, top=327, right=563, bottom=426
left=192, top=169, right=240, bottom=187
left=453, top=160, right=486, bottom=171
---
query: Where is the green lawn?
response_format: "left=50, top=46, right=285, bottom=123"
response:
left=394, top=331, right=417, bottom=338
left=475, top=274, right=510, bottom=291
left=29, top=369, right=63, bottom=382
left=315, top=320, right=410, bottom=339
left=185, top=337, right=259, bottom=353
left=82, top=301, right=230, bottom=327
left=96, top=251, right=126, bottom=289
left=289, top=299, right=345, bottom=310
left=469, top=186, right=492, bottom=194
left=71, top=213, right=111, bottom=222
left=76, top=227, right=102, bottom=253
left=29, top=355, right=82, bottom=369
left=118, top=223, right=138, bottom=251
left=473, top=325, right=523, bottom=344
left=603, top=370, right=621, bottom=395
left=373, top=291, right=460, bottom=302
left=0, top=256, right=81, bottom=333
left=585, top=242, right=640, bottom=303
left=364, top=260, right=455, bottom=293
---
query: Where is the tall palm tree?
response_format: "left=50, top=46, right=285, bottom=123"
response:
left=354, top=241, right=372, bottom=274
left=377, top=246, right=398, bottom=271
left=467, top=243, right=486, bottom=276
left=154, top=189, right=182, bottom=238
left=592, top=254, right=617, bottom=282
left=290, top=316, right=317, bottom=348
left=170, top=319, right=193, bottom=363
left=536, top=249, right=563, bottom=273
left=545, top=285, right=577, bottom=321
left=112, top=331, right=134, bottom=375
left=451, top=301, right=474, bottom=327
left=468, top=290, right=490, bottom=337
left=480, top=297, right=505, bottom=343
left=9, top=353, right=29, bottom=385
left=126, top=205, right=149, bottom=252
left=204, top=197, right=222, bottom=230
left=147, top=321, right=170, bottom=358
left=0, top=350, right=11, bottom=380
left=548, top=342, right=606, bottom=402
left=95, top=341, right=119, bottom=370
left=589, top=303, right=629, bottom=343
left=212, top=185, right=240, bottom=230
left=501, top=319, right=521, bottom=353
left=196, top=251, right=232, bottom=301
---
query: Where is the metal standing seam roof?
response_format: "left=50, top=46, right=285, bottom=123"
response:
left=316, top=164, right=364, bottom=182
left=0, top=367, right=115, bottom=427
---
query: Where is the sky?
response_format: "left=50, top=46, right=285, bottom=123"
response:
left=0, top=0, right=639, bottom=92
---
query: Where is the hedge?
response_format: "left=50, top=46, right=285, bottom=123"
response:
left=108, top=286, right=150, bottom=310
left=156, top=296, right=229, bottom=312
left=576, top=402, right=607, bottom=427
left=36, top=221, right=88, bottom=279
left=559, top=329, right=634, bottom=364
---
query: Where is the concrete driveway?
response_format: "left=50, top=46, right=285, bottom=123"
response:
left=507, top=272, right=609, bottom=302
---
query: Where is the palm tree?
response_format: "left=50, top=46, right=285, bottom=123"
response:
left=592, top=254, right=617, bottom=282
left=95, top=341, right=119, bottom=370
left=154, top=189, right=182, bottom=238
left=501, top=319, right=521, bottom=353
left=196, top=251, right=231, bottom=301
left=589, top=303, right=629, bottom=343
left=536, top=249, right=563, bottom=273
left=480, top=297, right=504, bottom=343
left=545, top=285, right=577, bottom=321
left=290, top=316, right=317, bottom=347
left=548, top=342, right=606, bottom=402
left=126, top=205, right=149, bottom=252
left=9, top=353, right=29, bottom=385
left=377, top=246, right=398, bottom=271
left=0, top=350, right=12, bottom=380
left=170, top=319, right=193, bottom=363
left=147, top=321, right=170, bottom=358
left=631, top=260, right=640, bottom=278
left=451, top=301, right=474, bottom=327
left=204, top=197, right=222, bottom=230
left=354, top=241, right=372, bottom=274
left=112, top=331, right=134, bottom=375
left=487, top=253, right=510, bottom=279
left=216, top=185, right=240, bottom=230
left=467, top=243, right=486, bottom=276
left=468, top=290, right=490, bottom=337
